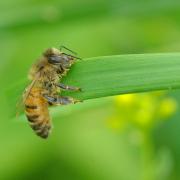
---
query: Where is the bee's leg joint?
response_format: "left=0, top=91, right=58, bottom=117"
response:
left=43, top=95, right=82, bottom=105
left=56, top=83, right=81, bottom=91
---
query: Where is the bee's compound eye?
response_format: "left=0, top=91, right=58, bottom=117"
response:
left=48, top=55, right=62, bottom=64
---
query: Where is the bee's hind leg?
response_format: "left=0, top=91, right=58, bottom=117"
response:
left=43, top=95, right=82, bottom=105
left=56, top=83, right=81, bottom=91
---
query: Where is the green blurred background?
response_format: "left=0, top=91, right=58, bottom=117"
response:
left=1, top=0, right=180, bottom=179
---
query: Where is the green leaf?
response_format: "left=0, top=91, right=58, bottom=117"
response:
left=61, top=53, right=180, bottom=100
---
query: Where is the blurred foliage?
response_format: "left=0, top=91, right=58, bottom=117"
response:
left=109, top=92, right=177, bottom=130
left=1, top=0, right=180, bottom=180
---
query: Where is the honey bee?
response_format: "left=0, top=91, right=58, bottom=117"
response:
left=23, top=46, right=81, bottom=139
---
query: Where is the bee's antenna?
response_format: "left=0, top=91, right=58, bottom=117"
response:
left=60, top=45, right=78, bottom=55
left=62, top=53, right=82, bottom=60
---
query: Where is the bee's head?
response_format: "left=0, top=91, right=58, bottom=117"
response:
left=44, top=47, right=79, bottom=66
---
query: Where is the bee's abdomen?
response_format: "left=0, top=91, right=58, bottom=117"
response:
left=24, top=88, right=51, bottom=139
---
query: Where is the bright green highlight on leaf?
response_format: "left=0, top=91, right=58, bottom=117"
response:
left=61, top=53, right=180, bottom=100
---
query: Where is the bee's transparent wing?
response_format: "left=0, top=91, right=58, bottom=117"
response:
left=16, top=94, right=25, bottom=117
left=16, top=73, right=40, bottom=117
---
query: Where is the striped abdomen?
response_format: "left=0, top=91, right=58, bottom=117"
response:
left=24, top=88, right=51, bottom=139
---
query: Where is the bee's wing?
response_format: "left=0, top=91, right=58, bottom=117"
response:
left=16, top=95, right=25, bottom=117
left=22, top=78, right=37, bottom=103
left=16, top=73, right=40, bottom=117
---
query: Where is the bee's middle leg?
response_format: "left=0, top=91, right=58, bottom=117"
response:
left=56, top=83, right=81, bottom=91
left=43, top=95, right=82, bottom=105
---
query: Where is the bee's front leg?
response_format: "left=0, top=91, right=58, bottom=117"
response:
left=43, top=94, right=82, bottom=105
left=56, top=83, right=81, bottom=91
